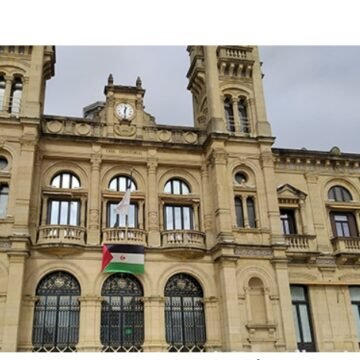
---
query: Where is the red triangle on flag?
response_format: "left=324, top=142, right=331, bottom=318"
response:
left=101, top=245, right=114, bottom=271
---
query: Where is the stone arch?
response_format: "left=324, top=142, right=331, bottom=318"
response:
left=42, top=161, right=89, bottom=189
left=324, top=177, right=359, bottom=202
left=101, top=166, right=145, bottom=192
left=158, top=264, right=215, bottom=298
left=23, top=261, right=90, bottom=295
left=158, top=168, right=201, bottom=195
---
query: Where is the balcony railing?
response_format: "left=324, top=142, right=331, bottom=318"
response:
left=285, top=234, right=317, bottom=252
left=102, top=227, right=147, bottom=246
left=162, top=230, right=206, bottom=250
left=37, top=225, right=86, bottom=248
left=332, top=236, right=360, bottom=254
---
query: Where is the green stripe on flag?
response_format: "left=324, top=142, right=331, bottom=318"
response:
left=104, top=262, right=144, bottom=274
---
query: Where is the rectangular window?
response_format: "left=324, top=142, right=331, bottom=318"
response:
left=235, top=197, right=244, bottom=227
left=247, top=197, right=256, bottom=228
left=48, top=200, right=80, bottom=226
left=330, top=212, right=357, bottom=237
left=290, top=285, right=316, bottom=352
left=280, top=209, right=297, bottom=235
left=164, top=205, right=193, bottom=231
left=350, top=287, right=360, bottom=341
left=0, top=184, right=9, bottom=218
left=108, top=202, right=138, bottom=228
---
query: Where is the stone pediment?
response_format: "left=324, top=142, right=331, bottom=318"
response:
left=277, top=184, right=307, bottom=200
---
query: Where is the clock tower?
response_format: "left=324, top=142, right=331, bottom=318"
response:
left=104, top=74, right=154, bottom=138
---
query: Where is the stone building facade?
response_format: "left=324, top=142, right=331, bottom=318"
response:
left=0, top=45, right=360, bottom=352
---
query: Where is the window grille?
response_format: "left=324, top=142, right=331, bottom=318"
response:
left=32, top=271, right=80, bottom=352
left=101, top=273, right=144, bottom=352
left=165, top=273, right=206, bottom=352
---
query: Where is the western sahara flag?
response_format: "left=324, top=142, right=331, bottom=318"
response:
left=102, top=244, right=144, bottom=274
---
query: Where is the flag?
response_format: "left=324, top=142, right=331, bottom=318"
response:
left=114, top=188, right=131, bottom=216
left=102, top=244, right=144, bottom=274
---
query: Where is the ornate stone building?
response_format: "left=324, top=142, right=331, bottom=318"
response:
left=0, top=45, right=360, bottom=352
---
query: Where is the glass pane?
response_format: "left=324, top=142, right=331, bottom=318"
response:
left=164, top=181, right=171, bottom=193
left=247, top=198, right=256, bottom=228
left=299, top=304, right=312, bottom=342
left=50, top=201, right=59, bottom=224
left=182, top=183, right=190, bottom=195
left=291, top=286, right=306, bottom=301
left=0, top=157, right=8, bottom=170
left=235, top=197, right=244, bottom=227
left=109, top=178, right=117, bottom=191
left=62, top=173, right=70, bottom=188
left=119, top=177, right=126, bottom=192
left=71, top=176, right=80, bottom=188
left=51, top=175, right=60, bottom=187
left=173, top=180, right=180, bottom=195
left=352, top=304, right=360, bottom=340
left=0, top=189, right=8, bottom=218
left=166, top=206, right=173, bottom=230
left=292, top=305, right=301, bottom=343
left=183, top=207, right=191, bottom=230
left=350, top=287, right=360, bottom=301
left=174, top=207, right=182, bottom=229
left=69, top=201, right=79, bottom=226
left=60, top=201, right=69, bottom=225
left=128, top=204, right=136, bottom=228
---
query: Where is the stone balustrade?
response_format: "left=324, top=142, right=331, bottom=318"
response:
left=102, top=227, right=147, bottom=246
left=285, top=234, right=317, bottom=252
left=162, top=230, right=206, bottom=250
left=331, top=236, right=360, bottom=254
left=37, top=225, right=86, bottom=248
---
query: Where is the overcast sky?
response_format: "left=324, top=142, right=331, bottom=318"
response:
left=44, top=46, right=360, bottom=154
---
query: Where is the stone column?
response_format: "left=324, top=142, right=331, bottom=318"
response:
left=272, top=259, right=297, bottom=351
left=241, top=195, right=249, bottom=228
left=305, top=173, right=330, bottom=252
left=203, top=296, right=222, bottom=351
left=87, top=153, right=101, bottom=245
left=215, top=258, right=242, bottom=351
left=77, top=295, right=103, bottom=352
left=3, top=75, right=12, bottom=112
left=17, top=295, right=38, bottom=352
left=259, top=149, right=284, bottom=244
left=208, top=148, right=234, bottom=242
left=146, top=157, right=160, bottom=247
left=1, top=241, right=29, bottom=352
left=193, top=202, right=199, bottom=230
left=142, top=296, right=167, bottom=352
left=204, top=46, right=226, bottom=133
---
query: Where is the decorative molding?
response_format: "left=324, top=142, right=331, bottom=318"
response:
left=235, top=246, right=272, bottom=258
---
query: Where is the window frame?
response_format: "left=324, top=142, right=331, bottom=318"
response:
left=47, top=199, right=81, bottom=226
left=328, top=186, right=352, bottom=202
left=107, top=201, right=139, bottom=228
left=109, top=175, right=137, bottom=192
left=330, top=211, right=358, bottom=238
left=0, top=183, right=9, bottom=218
left=51, top=172, right=81, bottom=189
left=164, top=178, right=190, bottom=195
left=290, top=285, right=316, bottom=352
left=164, top=204, right=193, bottom=231
left=280, top=208, right=297, bottom=235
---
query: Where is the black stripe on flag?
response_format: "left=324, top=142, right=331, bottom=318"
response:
left=105, top=244, right=144, bottom=254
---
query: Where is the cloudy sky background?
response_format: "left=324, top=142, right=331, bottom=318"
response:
left=44, top=46, right=360, bottom=154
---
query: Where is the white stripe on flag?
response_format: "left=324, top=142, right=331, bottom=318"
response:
left=110, top=252, right=144, bottom=265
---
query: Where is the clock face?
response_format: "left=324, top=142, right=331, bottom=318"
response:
left=115, top=103, right=135, bottom=120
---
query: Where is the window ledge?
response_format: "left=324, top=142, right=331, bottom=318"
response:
left=0, top=216, right=14, bottom=224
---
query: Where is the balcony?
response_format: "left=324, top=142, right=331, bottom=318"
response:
left=285, top=234, right=318, bottom=262
left=161, top=230, right=206, bottom=258
left=37, top=225, right=86, bottom=253
left=331, top=237, right=360, bottom=264
left=102, top=227, right=147, bottom=246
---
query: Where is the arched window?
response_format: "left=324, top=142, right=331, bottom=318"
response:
left=247, top=197, right=256, bottom=228
left=32, top=271, right=80, bottom=352
left=165, top=273, right=206, bottom=352
left=238, top=98, right=250, bottom=133
left=0, top=184, right=9, bottom=218
left=109, top=175, right=137, bottom=192
left=48, top=173, right=81, bottom=227
left=164, top=178, right=190, bottom=195
left=101, top=273, right=144, bottom=352
left=224, top=96, right=235, bottom=132
left=51, top=172, right=80, bottom=189
left=0, top=76, right=5, bottom=111
left=163, top=179, right=193, bottom=231
left=9, top=77, right=23, bottom=114
left=328, top=186, right=352, bottom=202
